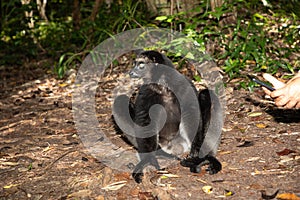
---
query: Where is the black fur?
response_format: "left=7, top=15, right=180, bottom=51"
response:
left=113, top=50, right=222, bottom=183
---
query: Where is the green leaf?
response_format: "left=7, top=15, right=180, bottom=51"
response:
left=253, top=13, right=266, bottom=21
left=185, top=52, right=195, bottom=59
left=57, top=66, right=65, bottom=79
left=28, top=163, right=32, bottom=170
left=194, top=75, right=201, bottom=82
left=166, top=18, right=173, bottom=23
left=155, top=16, right=168, bottom=21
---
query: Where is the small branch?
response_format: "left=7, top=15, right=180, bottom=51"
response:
left=40, top=148, right=77, bottom=175
left=90, top=0, right=104, bottom=22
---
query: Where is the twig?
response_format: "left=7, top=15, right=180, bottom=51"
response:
left=40, top=148, right=77, bottom=175
left=0, top=121, right=26, bottom=132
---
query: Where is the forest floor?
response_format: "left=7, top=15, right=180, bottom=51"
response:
left=0, top=56, right=299, bottom=200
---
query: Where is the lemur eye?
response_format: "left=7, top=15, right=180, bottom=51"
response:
left=138, top=63, right=145, bottom=69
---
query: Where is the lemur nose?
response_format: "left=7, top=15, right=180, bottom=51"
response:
left=129, top=71, right=139, bottom=78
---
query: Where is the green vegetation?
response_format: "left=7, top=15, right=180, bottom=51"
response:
left=0, top=0, right=148, bottom=68
left=1, top=0, right=299, bottom=87
left=154, top=1, right=299, bottom=89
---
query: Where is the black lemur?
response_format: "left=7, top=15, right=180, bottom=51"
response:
left=113, top=50, right=222, bottom=183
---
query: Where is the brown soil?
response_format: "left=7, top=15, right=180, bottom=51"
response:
left=0, top=58, right=299, bottom=200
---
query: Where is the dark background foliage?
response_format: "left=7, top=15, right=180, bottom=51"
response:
left=0, top=0, right=299, bottom=84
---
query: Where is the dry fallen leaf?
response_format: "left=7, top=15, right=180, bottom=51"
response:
left=224, top=189, right=235, bottom=196
left=3, top=184, right=19, bottom=189
left=276, top=193, right=300, bottom=200
left=150, top=175, right=162, bottom=186
left=0, top=161, right=19, bottom=166
left=219, top=151, right=233, bottom=155
left=248, top=112, right=263, bottom=117
left=138, top=192, right=156, bottom=200
left=95, top=195, right=105, bottom=200
left=197, top=179, right=208, bottom=184
left=160, top=173, right=180, bottom=179
left=222, top=127, right=232, bottom=132
left=113, top=172, right=131, bottom=181
left=276, top=148, right=296, bottom=156
left=256, top=123, right=267, bottom=128
left=202, top=185, right=213, bottom=194
left=246, top=157, right=261, bottom=162
left=251, top=169, right=261, bottom=176
left=59, top=83, right=68, bottom=87
left=101, top=180, right=127, bottom=191
left=279, top=155, right=295, bottom=164
left=42, top=146, right=52, bottom=152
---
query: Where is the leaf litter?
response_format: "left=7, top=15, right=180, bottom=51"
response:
left=0, top=57, right=299, bottom=199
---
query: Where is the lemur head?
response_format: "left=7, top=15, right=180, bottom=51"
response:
left=129, top=50, right=173, bottom=79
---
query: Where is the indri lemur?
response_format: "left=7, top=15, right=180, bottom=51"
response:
left=113, top=50, right=222, bottom=183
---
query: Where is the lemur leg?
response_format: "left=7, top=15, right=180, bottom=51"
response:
left=132, top=136, right=160, bottom=183
left=188, top=89, right=212, bottom=158
left=180, top=155, right=222, bottom=174
left=180, top=89, right=221, bottom=174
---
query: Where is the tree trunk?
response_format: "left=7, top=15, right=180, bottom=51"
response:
left=0, top=0, right=2, bottom=30
left=145, top=0, right=203, bottom=18
left=36, top=0, right=48, bottom=22
left=90, top=0, right=104, bottom=22
left=20, top=0, right=34, bottom=29
left=72, top=0, right=81, bottom=31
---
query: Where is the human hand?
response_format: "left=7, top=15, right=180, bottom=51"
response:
left=262, top=73, right=300, bottom=109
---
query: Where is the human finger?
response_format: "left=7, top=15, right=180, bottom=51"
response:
left=262, top=87, right=272, bottom=96
left=262, top=73, right=285, bottom=89
left=296, top=102, right=300, bottom=109
left=274, top=95, right=289, bottom=107
left=284, top=99, right=297, bottom=109
left=270, top=87, right=286, bottom=98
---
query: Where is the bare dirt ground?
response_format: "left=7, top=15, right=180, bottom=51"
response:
left=0, top=58, right=299, bottom=200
